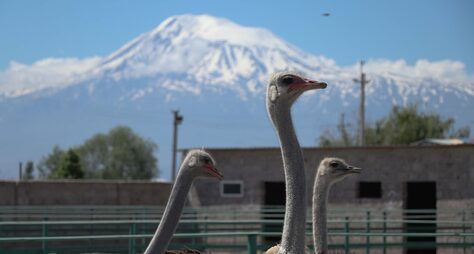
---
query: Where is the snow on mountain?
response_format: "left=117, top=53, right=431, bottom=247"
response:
left=0, top=14, right=473, bottom=180
left=88, top=14, right=338, bottom=99
left=1, top=14, right=472, bottom=102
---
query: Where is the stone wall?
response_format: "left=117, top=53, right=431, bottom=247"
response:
left=0, top=180, right=172, bottom=206
left=2, top=145, right=472, bottom=208
left=189, top=145, right=474, bottom=207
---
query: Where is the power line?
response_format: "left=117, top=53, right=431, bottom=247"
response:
left=353, top=60, right=370, bottom=146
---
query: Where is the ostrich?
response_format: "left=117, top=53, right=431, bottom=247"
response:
left=144, top=149, right=223, bottom=254
left=312, top=158, right=361, bottom=254
left=265, top=72, right=328, bottom=254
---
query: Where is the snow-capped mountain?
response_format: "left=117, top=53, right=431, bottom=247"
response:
left=0, top=14, right=473, bottom=180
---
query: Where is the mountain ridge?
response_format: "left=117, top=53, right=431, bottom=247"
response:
left=0, top=14, right=473, bottom=180
left=1, top=14, right=473, bottom=101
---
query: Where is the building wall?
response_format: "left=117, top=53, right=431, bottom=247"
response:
left=0, top=180, right=172, bottom=206
left=2, top=145, right=472, bottom=209
left=189, top=145, right=474, bottom=210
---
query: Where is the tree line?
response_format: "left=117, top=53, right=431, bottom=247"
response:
left=21, top=105, right=469, bottom=179
left=31, top=126, right=159, bottom=180
left=319, top=104, right=470, bottom=147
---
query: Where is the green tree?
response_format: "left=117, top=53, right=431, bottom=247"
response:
left=319, top=113, right=356, bottom=147
left=37, top=145, right=65, bottom=179
left=319, top=105, right=470, bottom=146
left=51, top=149, right=84, bottom=179
left=76, top=126, right=158, bottom=179
left=77, top=133, right=109, bottom=178
left=375, top=105, right=455, bottom=145
left=38, top=126, right=158, bottom=180
left=22, top=161, right=35, bottom=180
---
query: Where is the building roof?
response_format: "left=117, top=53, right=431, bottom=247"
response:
left=180, top=143, right=474, bottom=153
left=411, top=138, right=473, bottom=146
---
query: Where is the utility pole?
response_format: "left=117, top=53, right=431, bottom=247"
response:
left=19, top=162, right=23, bottom=181
left=353, top=61, right=370, bottom=146
left=171, top=110, right=183, bottom=182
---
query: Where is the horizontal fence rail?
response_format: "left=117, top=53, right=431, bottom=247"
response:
left=0, top=206, right=472, bottom=254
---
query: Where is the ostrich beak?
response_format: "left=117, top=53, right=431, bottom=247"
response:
left=205, top=165, right=224, bottom=180
left=347, top=166, right=362, bottom=174
left=288, top=78, right=328, bottom=92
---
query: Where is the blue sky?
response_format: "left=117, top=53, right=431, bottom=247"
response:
left=1, top=0, right=473, bottom=72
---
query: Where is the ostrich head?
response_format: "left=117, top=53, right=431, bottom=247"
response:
left=181, top=150, right=223, bottom=180
left=317, top=157, right=361, bottom=184
left=266, top=71, right=327, bottom=114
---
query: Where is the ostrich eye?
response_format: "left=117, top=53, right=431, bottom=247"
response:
left=329, top=161, right=339, bottom=168
left=281, top=76, right=294, bottom=85
left=203, top=157, right=211, bottom=164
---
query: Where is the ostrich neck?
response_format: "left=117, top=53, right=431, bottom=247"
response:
left=272, top=106, right=307, bottom=254
left=312, top=175, right=331, bottom=254
left=144, top=168, right=194, bottom=254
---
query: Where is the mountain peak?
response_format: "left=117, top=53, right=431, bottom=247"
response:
left=93, top=14, right=322, bottom=98
left=0, top=14, right=472, bottom=103
left=152, top=14, right=287, bottom=49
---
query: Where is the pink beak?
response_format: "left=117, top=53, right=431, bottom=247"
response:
left=288, top=78, right=327, bottom=92
left=205, top=165, right=223, bottom=180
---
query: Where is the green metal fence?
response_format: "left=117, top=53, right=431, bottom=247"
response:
left=0, top=206, right=472, bottom=254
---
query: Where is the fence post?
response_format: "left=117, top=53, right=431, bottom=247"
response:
left=462, top=211, right=466, bottom=254
left=366, top=211, right=370, bottom=254
left=42, top=218, right=48, bottom=254
left=129, top=222, right=137, bottom=254
left=204, top=215, right=208, bottom=245
left=344, top=216, right=350, bottom=254
left=383, top=211, right=387, bottom=254
left=0, top=222, right=2, bottom=254
left=233, top=209, right=237, bottom=244
left=247, top=234, right=257, bottom=254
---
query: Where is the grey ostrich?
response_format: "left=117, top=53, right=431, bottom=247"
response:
left=312, top=158, right=361, bottom=254
left=144, top=150, right=223, bottom=254
left=265, top=72, right=327, bottom=254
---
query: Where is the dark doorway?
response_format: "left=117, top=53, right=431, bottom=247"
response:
left=262, top=182, right=285, bottom=245
left=404, top=182, right=437, bottom=254
left=358, top=181, right=382, bottom=198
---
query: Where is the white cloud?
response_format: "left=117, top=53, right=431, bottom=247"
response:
left=363, top=58, right=471, bottom=84
left=0, top=57, right=101, bottom=97
left=0, top=54, right=472, bottom=98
